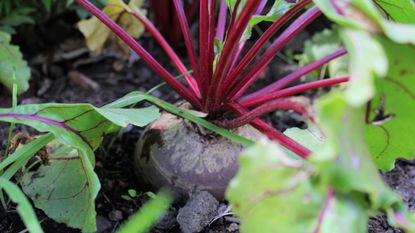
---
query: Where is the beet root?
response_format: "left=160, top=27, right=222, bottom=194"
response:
left=134, top=111, right=263, bottom=200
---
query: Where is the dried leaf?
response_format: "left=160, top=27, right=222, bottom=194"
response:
left=78, top=0, right=145, bottom=52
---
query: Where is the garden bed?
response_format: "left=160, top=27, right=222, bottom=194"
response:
left=1, top=2, right=414, bottom=231
left=0, top=32, right=409, bottom=232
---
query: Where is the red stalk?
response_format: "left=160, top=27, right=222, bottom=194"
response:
left=222, top=98, right=309, bottom=129
left=215, top=0, right=228, bottom=41
left=150, top=1, right=167, bottom=38
left=222, top=0, right=313, bottom=93
left=199, top=0, right=210, bottom=105
left=207, top=0, right=217, bottom=86
left=241, top=48, right=347, bottom=103
left=185, top=0, right=200, bottom=19
left=128, top=9, right=200, bottom=98
left=173, top=0, right=201, bottom=94
left=229, top=102, right=311, bottom=158
left=208, top=0, right=262, bottom=110
left=171, top=5, right=184, bottom=44
left=75, top=0, right=202, bottom=109
left=150, top=1, right=181, bottom=44
left=225, top=0, right=241, bottom=41
left=226, top=7, right=322, bottom=100
left=256, top=0, right=267, bottom=15
left=241, top=76, right=350, bottom=107
left=226, top=1, right=267, bottom=79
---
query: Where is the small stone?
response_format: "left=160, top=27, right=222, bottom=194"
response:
left=227, top=223, right=239, bottom=232
left=108, top=210, right=123, bottom=222
left=96, top=215, right=112, bottom=233
left=177, top=191, right=219, bottom=233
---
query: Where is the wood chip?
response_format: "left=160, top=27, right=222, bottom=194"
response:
left=67, top=70, right=100, bottom=91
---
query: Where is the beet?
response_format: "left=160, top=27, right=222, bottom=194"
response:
left=134, top=111, right=263, bottom=200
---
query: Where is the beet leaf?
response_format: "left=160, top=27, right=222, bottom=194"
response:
left=0, top=103, right=159, bottom=231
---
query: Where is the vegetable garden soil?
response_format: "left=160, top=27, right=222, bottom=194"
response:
left=0, top=26, right=411, bottom=233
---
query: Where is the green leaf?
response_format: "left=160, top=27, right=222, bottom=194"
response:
left=314, top=93, right=394, bottom=203
left=296, top=28, right=348, bottom=79
left=313, top=0, right=384, bottom=31
left=226, top=139, right=321, bottom=233
left=228, top=93, right=415, bottom=233
left=242, top=1, right=295, bottom=41
left=0, top=31, right=30, bottom=94
left=0, top=103, right=159, bottom=232
left=0, top=8, right=35, bottom=27
left=226, top=139, right=369, bottom=233
left=42, top=0, right=53, bottom=13
left=339, top=29, right=387, bottom=106
left=95, top=107, right=159, bottom=128
left=127, top=189, right=137, bottom=198
left=365, top=37, right=415, bottom=171
left=117, top=191, right=172, bottom=233
left=284, top=124, right=325, bottom=152
left=0, top=178, right=44, bottom=233
left=0, top=103, right=159, bottom=152
left=107, top=91, right=254, bottom=146
left=318, top=194, right=368, bottom=233
left=314, top=0, right=415, bottom=107
left=312, top=1, right=385, bottom=106
left=21, top=142, right=98, bottom=232
left=375, top=0, right=415, bottom=24
left=314, top=92, right=415, bottom=232
left=225, top=0, right=247, bottom=14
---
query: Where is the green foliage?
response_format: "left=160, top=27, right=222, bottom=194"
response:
left=2, top=1, right=415, bottom=233
left=313, top=0, right=415, bottom=171
left=0, top=0, right=108, bottom=33
left=226, top=140, right=323, bottom=233
left=0, top=89, right=252, bottom=232
left=374, top=0, right=415, bottom=23
left=117, top=191, right=172, bottom=233
left=0, top=31, right=30, bottom=94
left=0, top=178, right=44, bottom=233
left=224, top=0, right=296, bottom=43
left=0, top=0, right=61, bottom=33
left=228, top=2, right=415, bottom=232
left=0, top=134, right=54, bottom=180
left=21, top=143, right=98, bottom=232
left=225, top=0, right=247, bottom=14
left=284, top=124, right=324, bottom=152
left=314, top=0, right=415, bottom=106
left=314, top=93, right=415, bottom=232
left=296, top=29, right=348, bottom=80
left=227, top=139, right=371, bottom=233
left=339, top=29, right=387, bottom=106
left=365, top=37, right=415, bottom=170
left=0, top=7, right=35, bottom=34
left=228, top=93, right=415, bottom=232
left=242, top=1, right=295, bottom=41
left=0, top=102, right=159, bottom=232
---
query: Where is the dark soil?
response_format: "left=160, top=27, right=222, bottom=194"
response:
left=0, top=13, right=413, bottom=233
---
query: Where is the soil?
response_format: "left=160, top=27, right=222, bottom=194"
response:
left=0, top=12, right=413, bottom=233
